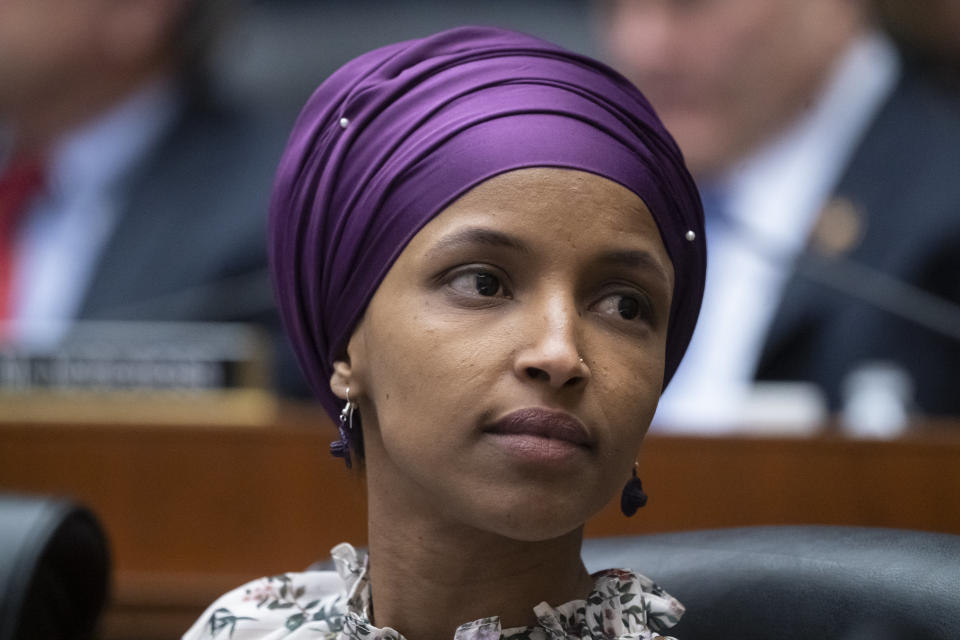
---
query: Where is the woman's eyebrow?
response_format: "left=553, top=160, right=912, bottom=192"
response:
left=595, top=250, right=672, bottom=288
left=425, top=227, right=531, bottom=259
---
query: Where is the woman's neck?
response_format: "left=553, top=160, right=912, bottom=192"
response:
left=365, top=496, right=594, bottom=640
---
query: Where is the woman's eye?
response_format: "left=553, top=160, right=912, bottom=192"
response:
left=596, top=293, right=652, bottom=323
left=475, top=272, right=500, bottom=296
left=447, top=269, right=509, bottom=298
left=617, top=296, right=641, bottom=320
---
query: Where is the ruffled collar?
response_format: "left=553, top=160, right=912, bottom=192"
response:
left=331, top=543, right=684, bottom=640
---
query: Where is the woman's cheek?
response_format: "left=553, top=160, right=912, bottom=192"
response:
left=605, top=353, right=662, bottom=445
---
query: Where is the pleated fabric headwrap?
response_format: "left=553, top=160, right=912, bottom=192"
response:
left=269, top=26, right=706, bottom=459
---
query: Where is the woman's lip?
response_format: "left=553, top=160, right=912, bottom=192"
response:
left=485, top=408, right=593, bottom=448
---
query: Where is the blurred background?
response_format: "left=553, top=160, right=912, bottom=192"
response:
left=0, top=1, right=958, bottom=638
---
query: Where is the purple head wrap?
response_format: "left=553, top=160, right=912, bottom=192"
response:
left=269, top=26, right=705, bottom=460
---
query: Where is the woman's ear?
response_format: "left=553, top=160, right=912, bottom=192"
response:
left=330, top=322, right=369, bottom=402
left=329, top=359, right=354, bottom=401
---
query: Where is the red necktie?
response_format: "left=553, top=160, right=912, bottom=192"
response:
left=0, top=157, right=45, bottom=338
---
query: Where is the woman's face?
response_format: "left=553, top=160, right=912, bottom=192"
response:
left=334, top=167, right=674, bottom=541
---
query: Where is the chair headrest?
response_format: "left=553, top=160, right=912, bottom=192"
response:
left=582, top=525, right=960, bottom=640
left=0, top=493, right=110, bottom=640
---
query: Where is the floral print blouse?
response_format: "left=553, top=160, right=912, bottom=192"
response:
left=182, top=543, right=684, bottom=640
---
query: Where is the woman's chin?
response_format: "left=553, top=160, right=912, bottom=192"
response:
left=461, top=493, right=600, bottom=543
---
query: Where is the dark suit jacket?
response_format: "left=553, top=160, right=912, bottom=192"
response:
left=74, top=95, right=307, bottom=395
left=756, top=72, right=960, bottom=415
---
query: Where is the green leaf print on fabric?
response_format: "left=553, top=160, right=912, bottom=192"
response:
left=285, top=613, right=306, bottom=632
left=312, top=601, right=346, bottom=631
left=246, top=573, right=346, bottom=634
left=206, top=608, right=257, bottom=638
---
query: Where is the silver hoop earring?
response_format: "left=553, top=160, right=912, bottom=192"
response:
left=340, top=386, right=356, bottom=431
left=331, top=386, right=357, bottom=468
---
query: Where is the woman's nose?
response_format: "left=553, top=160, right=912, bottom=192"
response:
left=513, top=295, right=589, bottom=390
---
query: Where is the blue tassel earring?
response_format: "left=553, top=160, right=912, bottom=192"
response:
left=620, top=461, right=648, bottom=517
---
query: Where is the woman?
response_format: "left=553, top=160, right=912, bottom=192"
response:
left=184, top=26, right=705, bottom=640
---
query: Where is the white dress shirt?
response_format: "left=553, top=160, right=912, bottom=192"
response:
left=654, top=32, right=901, bottom=432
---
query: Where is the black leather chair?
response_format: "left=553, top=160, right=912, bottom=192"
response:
left=0, top=494, right=110, bottom=640
left=582, top=526, right=960, bottom=640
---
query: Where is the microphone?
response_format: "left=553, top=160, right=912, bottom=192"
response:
left=707, top=198, right=960, bottom=428
left=793, top=249, right=960, bottom=344
left=717, top=199, right=960, bottom=345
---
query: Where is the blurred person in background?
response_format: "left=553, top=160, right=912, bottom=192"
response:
left=0, top=0, right=302, bottom=394
left=600, top=0, right=960, bottom=428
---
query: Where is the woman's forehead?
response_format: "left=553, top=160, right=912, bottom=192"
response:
left=451, top=167, right=644, bottom=208
left=411, top=168, right=669, bottom=256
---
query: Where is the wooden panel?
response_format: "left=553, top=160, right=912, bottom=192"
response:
left=0, top=408, right=365, bottom=578
left=1, top=408, right=958, bottom=639
left=587, top=429, right=960, bottom=537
